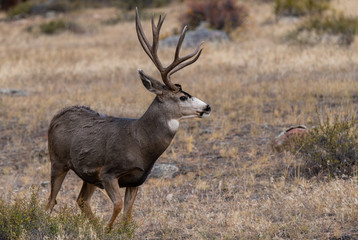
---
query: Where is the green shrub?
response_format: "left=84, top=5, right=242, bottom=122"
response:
left=102, top=11, right=163, bottom=25
left=299, top=14, right=358, bottom=35
left=63, top=0, right=119, bottom=10
left=115, top=0, right=172, bottom=11
left=40, top=20, right=67, bottom=35
left=289, top=13, right=358, bottom=45
left=39, top=19, right=84, bottom=35
left=274, top=0, right=330, bottom=17
left=293, top=113, right=358, bottom=178
left=0, top=188, right=135, bottom=239
left=7, top=2, right=35, bottom=19
left=182, top=0, right=249, bottom=33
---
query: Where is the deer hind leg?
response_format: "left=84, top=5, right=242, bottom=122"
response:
left=77, top=182, right=97, bottom=218
left=123, top=187, right=139, bottom=225
left=46, top=169, right=68, bottom=213
left=103, top=178, right=123, bottom=230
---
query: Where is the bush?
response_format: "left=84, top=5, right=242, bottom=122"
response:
left=274, top=0, right=330, bottom=17
left=7, top=2, right=35, bottom=19
left=39, top=20, right=67, bottom=35
left=289, top=13, right=358, bottom=45
left=300, top=14, right=358, bottom=35
left=182, top=0, right=248, bottom=33
left=293, top=113, right=358, bottom=178
left=39, top=19, right=84, bottom=35
left=115, top=0, right=172, bottom=11
left=103, top=10, right=164, bottom=25
left=0, top=188, right=135, bottom=239
left=7, top=0, right=142, bottom=19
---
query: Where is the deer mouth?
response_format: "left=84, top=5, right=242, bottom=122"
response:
left=199, top=105, right=211, bottom=118
left=199, top=111, right=210, bottom=118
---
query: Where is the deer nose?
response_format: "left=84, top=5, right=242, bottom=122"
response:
left=205, top=105, right=211, bottom=112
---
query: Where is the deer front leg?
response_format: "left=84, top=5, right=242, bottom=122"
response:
left=103, top=177, right=123, bottom=230
left=123, top=186, right=139, bottom=225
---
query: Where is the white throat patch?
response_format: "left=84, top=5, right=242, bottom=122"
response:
left=167, top=119, right=180, bottom=132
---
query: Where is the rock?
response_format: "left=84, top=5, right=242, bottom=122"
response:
left=160, top=22, right=229, bottom=48
left=0, top=88, right=29, bottom=96
left=166, top=193, right=173, bottom=202
left=272, top=125, right=308, bottom=152
left=201, top=128, right=213, bottom=135
left=41, top=181, right=50, bottom=187
left=149, top=163, right=179, bottom=179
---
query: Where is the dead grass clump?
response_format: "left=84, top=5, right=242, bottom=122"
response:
left=293, top=113, right=358, bottom=178
left=182, top=0, right=248, bottom=33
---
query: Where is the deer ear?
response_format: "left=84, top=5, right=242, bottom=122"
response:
left=138, top=69, right=164, bottom=95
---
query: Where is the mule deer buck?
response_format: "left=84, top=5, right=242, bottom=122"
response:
left=46, top=8, right=211, bottom=229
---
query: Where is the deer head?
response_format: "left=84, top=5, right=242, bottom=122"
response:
left=135, top=8, right=211, bottom=120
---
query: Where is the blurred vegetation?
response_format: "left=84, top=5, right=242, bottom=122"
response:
left=102, top=0, right=172, bottom=25
left=0, top=188, right=135, bottom=240
left=102, top=11, right=163, bottom=25
left=39, top=19, right=67, bottom=34
left=182, top=0, right=248, bottom=33
left=114, top=0, right=172, bottom=10
left=6, top=0, right=173, bottom=19
left=7, top=1, right=35, bottom=18
left=287, top=13, right=358, bottom=46
left=274, top=0, right=331, bottom=17
left=274, top=0, right=358, bottom=45
left=38, top=19, right=84, bottom=35
left=300, top=14, right=358, bottom=35
left=292, top=113, right=358, bottom=178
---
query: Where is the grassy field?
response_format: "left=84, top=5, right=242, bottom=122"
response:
left=1, top=0, right=358, bottom=239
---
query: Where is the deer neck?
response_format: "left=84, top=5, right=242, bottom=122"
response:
left=134, top=97, right=179, bottom=158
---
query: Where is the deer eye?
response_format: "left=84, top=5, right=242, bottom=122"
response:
left=180, top=96, right=188, bottom=101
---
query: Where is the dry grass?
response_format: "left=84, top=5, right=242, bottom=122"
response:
left=1, top=1, right=358, bottom=239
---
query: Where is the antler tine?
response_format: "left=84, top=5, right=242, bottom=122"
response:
left=151, top=13, right=166, bottom=71
left=136, top=8, right=166, bottom=72
left=136, top=9, right=204, bottom=91
left=169, top=46, right=203, bottom=77
left=135, top=8, right=155, bottom=63
left=164, top=27, right=204, bottom=81
left=174, top=26, right=188, bottom=59
left=171, top=40, right=203, bottom=70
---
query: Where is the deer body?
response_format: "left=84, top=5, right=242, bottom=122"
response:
left=46, top=9, right=211, bottom=229
left=48, top=98, right=179, bottom=189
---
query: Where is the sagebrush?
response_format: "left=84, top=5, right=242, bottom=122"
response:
left=293, top=113, right=358, bottom=178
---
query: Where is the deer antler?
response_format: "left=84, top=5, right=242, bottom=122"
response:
left=135, top=8, right=203, bottom=92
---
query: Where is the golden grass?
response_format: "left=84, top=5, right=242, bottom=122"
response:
left=1, top=0, right=358, bottom=239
